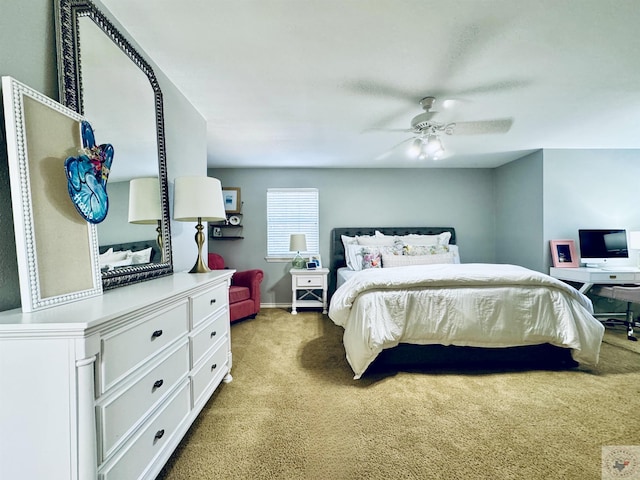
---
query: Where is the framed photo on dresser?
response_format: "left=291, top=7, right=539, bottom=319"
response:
left=550, top=239, right=579, bottom=268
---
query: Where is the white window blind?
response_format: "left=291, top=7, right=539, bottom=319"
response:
left=267, top=188, right=319, bottom=258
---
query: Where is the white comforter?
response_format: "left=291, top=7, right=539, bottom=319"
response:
left=328, top=263, right=604, bottom=379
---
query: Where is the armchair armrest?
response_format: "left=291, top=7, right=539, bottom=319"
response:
left=232, top=269, right=264, bottom=311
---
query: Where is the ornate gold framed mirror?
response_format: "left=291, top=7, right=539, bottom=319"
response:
left=54, top=0, right=173, bottom=289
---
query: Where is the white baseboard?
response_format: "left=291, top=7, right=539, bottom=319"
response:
left=260, top=303, right=291, bottom=309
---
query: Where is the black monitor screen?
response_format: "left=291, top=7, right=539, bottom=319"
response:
left=578, top=229, right=629, bottom=258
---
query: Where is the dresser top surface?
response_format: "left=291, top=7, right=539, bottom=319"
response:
left=0, top=271, right=233, bottom=332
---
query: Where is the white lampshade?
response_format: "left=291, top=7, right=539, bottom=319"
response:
left=128, top=177, right=161, bottom=224
left=173, top=176, right=226, bottom=222
left=289, top=233, right=307, bottom=252
left=629, top=231, right=640, bottom=250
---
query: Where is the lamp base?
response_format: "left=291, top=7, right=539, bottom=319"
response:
left=292, top=253, right=306, bottom=269
left=188, top=219, right=211, bottom=274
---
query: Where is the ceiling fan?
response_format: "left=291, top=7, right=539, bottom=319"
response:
left=377, top=96, right=513, bottom=160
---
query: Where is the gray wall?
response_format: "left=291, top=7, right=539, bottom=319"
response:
left=494, top=150, right=544, bottom=271
left=542, top=149, right=640, bottom=262
left=0, top=0, right=58, bottom=311
left=0, top=1, right=207, bottom=310
left=208, top=168, right=496, bottom=306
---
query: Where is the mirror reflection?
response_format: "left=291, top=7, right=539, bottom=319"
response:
left=56, top=0, right=173, bottom=288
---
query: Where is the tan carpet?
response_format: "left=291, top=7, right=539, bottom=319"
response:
left=602, top=324, right=640, bottom=355
left=157, top=309, right=640, bottom=480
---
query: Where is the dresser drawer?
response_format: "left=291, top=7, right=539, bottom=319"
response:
left=190, top=310, right=228, bottom=367
left=100, top=301, right=189, bottom=393
left=98, top=341, right=189, bottom=461
left=191, top=283, right=228, bottom=328
left=100, top=381, right=190, bottom=480
left=191, top=341, right=229, bottom=407
left=295, top=275, right=324, bottom=288
left=590, top=272, right=637, bottom=282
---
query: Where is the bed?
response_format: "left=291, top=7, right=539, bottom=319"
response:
left=328, top=227, right=605, bottom=379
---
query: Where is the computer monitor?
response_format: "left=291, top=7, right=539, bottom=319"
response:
left=578, top=229, right=629, bottom=267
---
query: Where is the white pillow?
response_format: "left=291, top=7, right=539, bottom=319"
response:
left=127, top=247, right=153, bottom=265
left=102, top=257, right=134, bottom=271
left=382, top=252, right=455, bottom=268
left=401, top=231, right=451, bottom=246
left=99, top=249, right=130, bottom=268
left=357, top=235, right=396, bottom=246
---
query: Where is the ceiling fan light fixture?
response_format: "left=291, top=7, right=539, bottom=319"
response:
left=409, top=138, right=423, bottom=157
left=425, top=136, right=444, bottom=157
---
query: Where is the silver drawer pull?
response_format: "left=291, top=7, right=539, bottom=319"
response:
left=153, top=429, right=165, bottom=443
left=211, top=363, right=217, bottom=371
left=151, top=329, right=163, bottom=339
left=210, top=298, right=217, bottom=305
left=210, top=331, right=217, bottom=338
left=152, top=379, right=164, bottom=391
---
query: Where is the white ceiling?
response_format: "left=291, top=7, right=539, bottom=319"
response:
left=100, top=0, right=640, bottom=169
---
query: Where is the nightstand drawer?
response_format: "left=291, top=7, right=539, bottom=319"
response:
left=295, top=275, right=324, bottom=288
left=191, top=283, right=228, bottom=328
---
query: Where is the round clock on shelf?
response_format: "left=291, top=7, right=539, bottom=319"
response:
left=228, top=215, right=241, bottom=225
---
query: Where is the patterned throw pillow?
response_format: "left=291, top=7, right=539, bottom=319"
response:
left=345, top=240, right=404, bottom=270
left=403, top=244, right=450, bottom=256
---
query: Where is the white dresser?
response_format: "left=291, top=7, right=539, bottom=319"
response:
left=0, top=271, right=234, bottom=480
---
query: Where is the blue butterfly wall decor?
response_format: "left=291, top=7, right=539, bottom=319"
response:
left=64, top=121, right=113, bottom=224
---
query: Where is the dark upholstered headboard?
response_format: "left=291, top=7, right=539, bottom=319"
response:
left=329, top=227, right=456, bottom=298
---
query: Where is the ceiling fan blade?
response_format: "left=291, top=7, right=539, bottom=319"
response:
left=363, top=127, right=413, bottom=133
left=374, top=137, right=415, bottom=160
left=344, top=79, right=419, bottom=103
left=453, top=118, right=513, bottom=135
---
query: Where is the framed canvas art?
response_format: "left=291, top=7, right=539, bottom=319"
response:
left=2, top=76, right=102, bottom=311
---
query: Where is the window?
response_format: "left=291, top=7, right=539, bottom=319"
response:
left=267, top=188, right=319, bottom=259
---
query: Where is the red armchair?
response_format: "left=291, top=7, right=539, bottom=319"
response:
left=208, top=253, right=264, bottom=323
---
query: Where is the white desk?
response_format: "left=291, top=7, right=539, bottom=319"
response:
left=550, top=267, right=640, bottom=293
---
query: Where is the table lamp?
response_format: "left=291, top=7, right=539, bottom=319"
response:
left=128, top=177, right=163, bottom=252
left=289, top=233, right=307, bottom=269
left=174, top=176, right=226, bottom=273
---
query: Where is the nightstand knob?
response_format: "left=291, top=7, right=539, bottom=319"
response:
left=151, top=329, right=163, bottom=339
left=152, top=379, right=164, bottom=391
left=211, top=363, right=217, bottom=371
left=210, top=331, right=217, bottom=338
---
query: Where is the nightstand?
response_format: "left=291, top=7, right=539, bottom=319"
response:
left=290, top=268, right=329, bottom=314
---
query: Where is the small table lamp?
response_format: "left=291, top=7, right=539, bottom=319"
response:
left=289, top=233, right=307, bottom=269
left=174, top=176, right=226, bottom=273
left=128, top=177, right=163, bottom=251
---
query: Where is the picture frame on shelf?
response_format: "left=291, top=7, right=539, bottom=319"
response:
left=550, top=239, right=579, bottom=268
left=309, top=254, right=322, bottom=268
left=222, top=187, right=241, bottom=213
